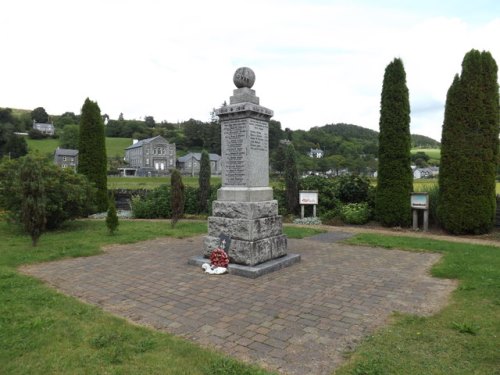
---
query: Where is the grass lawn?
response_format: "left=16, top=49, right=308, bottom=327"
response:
left=335, top=234, right=500, bottom=375
left=26, top=137, right=132, bottom=158
left=0, top=219, right=322, bottom=375
left=0, top=219, right=275, bottom=375
left=108, top=176, right=222, bottom=190
left=411, top=148, right=441, bottom=160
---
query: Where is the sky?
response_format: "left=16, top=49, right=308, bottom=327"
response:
left=1, top=0, right=499, bottom=142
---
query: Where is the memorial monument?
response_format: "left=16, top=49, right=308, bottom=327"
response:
left=189, top=67, right=300, bottom=278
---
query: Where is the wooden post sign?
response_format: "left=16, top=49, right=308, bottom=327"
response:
left=411, top=192, right=429, bottom=231
left=299, top=190, right=319, bottom=219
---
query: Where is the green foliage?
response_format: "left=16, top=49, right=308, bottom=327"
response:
left=438, top=50, right=499, bottom=234
left=106, top=195, right=119, bottom=235
left=59, top=124, right=79, bottom=149
left=198, top=150, right=211, bottom=213
left=337, top=174, right=371, bottom=203
left=1, top=132, right=27, bottom=159
left=284, top=144, right=299, bottom=214
left=299, top=176, right=341, bottom=217
left=28, top=128, right=47, bottom=139
left=0, top=155, right=96, bottom=230
left=19, top=156, right=46, bottom=246
left=375, top=58, right=413, bottom=227
left=170, top=169, right=185, bottom=228
left=411, top=134, right=441, bottom=148
left=30, top=106, right=49, bottom=123
left=340, top=203, right=371, bottom=224
left=78, top=98, right=108, bottom=212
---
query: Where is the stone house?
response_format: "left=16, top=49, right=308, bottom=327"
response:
left=177, top=152, right=221, bottom=176
left=54, top=148, right=78, bottom=170
left=33, top=120, right=55, bottom=136
left=124, top=136, right=176, bottom=176
left=309, top=148, right=324, bottom=158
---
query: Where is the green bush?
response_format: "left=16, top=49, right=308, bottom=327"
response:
left=131, top=183, right=220, bottom=219
left=299, top=176, right=341, bottom=216
left=0, top=155, right=96, bottom=229
left=341, top=203, right=371, bottom=224
left=337, top=174, right=371, bottom=203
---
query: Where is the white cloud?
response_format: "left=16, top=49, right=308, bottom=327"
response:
left=1, top=0, right=499, bottom=142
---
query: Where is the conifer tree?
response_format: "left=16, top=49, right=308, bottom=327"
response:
left=438, top=50, right=499, bottom=234
left=19, top=156, right=46, bottom=246
left=284, top=143, right=299, bottom=214
left=106, top=194, right=119, bottom=235
left=375, top=58, right=413, bottom=227
left=198, top=150, right=211, bottom=214
left=170, top=169, right=185, bottom=228
left=78, top=98, right=108, bottom=212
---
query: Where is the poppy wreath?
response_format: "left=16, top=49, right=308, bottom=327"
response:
left=210, top=247, right=229, bottom=268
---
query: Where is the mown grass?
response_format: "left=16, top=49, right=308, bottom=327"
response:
left=0, top=219, right=276, bottom=375
left=0, top=219, right=323, bottom=375
left=335, top=234, right=500, bottom=375
left=411, top=148, right=441, bottom=160
left=26, top=137, right=132, bottom=158
left=108, top=176, right=222, bottom=190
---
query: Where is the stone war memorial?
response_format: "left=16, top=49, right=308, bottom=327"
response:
left=189, top=67, right=300, bottom=278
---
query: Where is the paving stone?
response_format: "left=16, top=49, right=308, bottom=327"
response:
left=21, top=234, right=456, bottom=375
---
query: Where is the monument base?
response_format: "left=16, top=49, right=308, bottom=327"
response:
left=204, top=234, right=287, bottom=266
left=188, top=253, right=301, bottom=279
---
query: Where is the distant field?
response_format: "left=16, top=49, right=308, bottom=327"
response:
left=26, top=137, right=132, bottom=158
left=108, top=176, right=222, bottom=190
left=411, top=148, right=441, bottom=160
left=26, top=138, right=59, bottom=156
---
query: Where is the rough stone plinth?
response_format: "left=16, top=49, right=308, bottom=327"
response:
left=203, top=234, right=288, bottom=266
left=208, top=216, right=283, bottom=241
left=212, top=200, right=278, bottom=219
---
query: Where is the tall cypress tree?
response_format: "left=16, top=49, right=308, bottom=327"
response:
left=284, top=143, right=299, bottom=215
left=171, top=169, right=185, bottom=228
left=78, top=98, right=108, bottom=212
left=198, top=150, right=211, bottom=214
left=438, top=50, right=499, bottom=234
left=375, top=58, right=413, bottom=227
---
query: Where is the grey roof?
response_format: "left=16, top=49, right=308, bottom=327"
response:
left=54, top=148, right=78, bottom=157
left=125, top=135, right=169, bottom=150
left=177, top=152, right=221, bottom=162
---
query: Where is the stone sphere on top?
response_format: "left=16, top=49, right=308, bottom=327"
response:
left=233, top=67, right=256, bottom=89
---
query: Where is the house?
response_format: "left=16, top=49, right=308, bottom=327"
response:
left=309, top=148, right=324, bottom=158
left=413, top=167, right=439, bottom=179
left=33, top=120, right=55, bottom=136
left=123, top=136, right=176, bottom=176
left=54, top=148, right=78, bottom=170
left=177, top=152, right=221, bottom=176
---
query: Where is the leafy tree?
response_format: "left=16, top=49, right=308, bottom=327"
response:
left=0, top=108, right=15, bottom=124
left=4, top=133, right=28, bottom=159
left=0, top=155, right=96, bottom=230
left=19, top=156, right=46, bottom=246
left=54, top=111, right=78, bottom=128
left=28, top=128, right=47, bottom=139
left=284, top=143, right=299, bottom=214
left=375, top=58, right=413, bottom=227
left=198, top=150, right=211, bottom=213
left=438, top=50, right=499, bottom=234
left=170, top=169, right=185, bottom=228
left=106, top=194, right=119, bottom=235
left=78, top=98, right=108, bottom=212
left=59, top=124, right=79, bottom=149
left=31, top=107, right=49, bottom=123
left=144, top=116, right=156, bottom=127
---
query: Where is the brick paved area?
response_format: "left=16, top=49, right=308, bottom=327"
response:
left=21, top=235, right=456, bottom=375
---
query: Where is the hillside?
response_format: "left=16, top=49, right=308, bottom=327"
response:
left=26, top=137, right=132, bottom=158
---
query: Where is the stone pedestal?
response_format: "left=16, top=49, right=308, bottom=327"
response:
left=199, top=67, right=295, bottom=270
